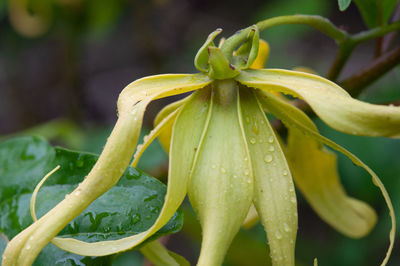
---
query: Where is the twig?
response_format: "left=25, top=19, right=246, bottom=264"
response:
left=340, top=45, right=400, bottom=97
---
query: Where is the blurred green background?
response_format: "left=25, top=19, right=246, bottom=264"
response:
left=0, top=0, right=399, bottom=265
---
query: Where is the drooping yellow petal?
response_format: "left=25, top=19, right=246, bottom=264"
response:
left=29, top=167, right=188, bottom=266
left=154, top=97, right=190, bottom=153
left=2, top=74, right=210, bottom=265
left=236, top=69, right=400, bottom=138
left=287, top=129, right=377, bottom=238
left=44, top=87, right=213, bottom=257
left=140, top=240, right=190, bottom=266
left=238, top=87, right=297, bottom=266
left=250, top=40, right=270, bottom=69
left=132, top=99, right=186, bottom=167
left=119, top=73, right=211, bottom=111
left=188, top=80, right=253, bottom=266
left=257, top=91, right=395, bottom=266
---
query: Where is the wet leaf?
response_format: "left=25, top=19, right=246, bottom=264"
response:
left=0, top=136, right=183, bottom=263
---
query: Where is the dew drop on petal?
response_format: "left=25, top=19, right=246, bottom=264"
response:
left=250, top=138, right=256, bottom=144
left=291, top=197, right=296, bottom=203
left=283, top=170, right=288, bottom=176
left=212, top=164, right=216, bottom=169
left=264, top=155, right=273, bottom=163
left=268, top=145, right=275, bottom=152
left=244, top=169, right=250, bottom=176
left=283, top=223, right=291, bottom=232
left=275, top=231, right=282, bottom=240
left=246, top=116, right=250, bottom=123
left=220, top=167, right=226, bottom=174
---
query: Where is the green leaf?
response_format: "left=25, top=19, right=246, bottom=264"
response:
left=338, top=0, right=352, bottom=11
left=0, top=136, right=55, bottom=203
left=0, top=136, right=183, bottom=263
left=353, top=0, right=398, bottom=28
left=34, top=244, right=113, bottom=266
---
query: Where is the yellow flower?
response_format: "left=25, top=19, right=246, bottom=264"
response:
left=3, top=26, right=398, bottom=266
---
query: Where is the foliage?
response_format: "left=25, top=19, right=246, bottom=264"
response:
left=0, top=136, right=183, bottom=265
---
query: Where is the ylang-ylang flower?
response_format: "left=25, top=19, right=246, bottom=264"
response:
left=3, top=25, right=398, bottom=266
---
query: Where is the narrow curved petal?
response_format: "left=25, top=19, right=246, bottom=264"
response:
left=258, top=91, right=395, bottom=266
left=119, top=73, right=211, bottom=112
left=132, top=99, right=187, bottom=167
left=239, top=87, right=297, bottom=266
left=189, top=81, right=253, bottom=266
left=2, top=74, right=210, bottom=265
left=250, top=40, right=270, bottom=69
left=236, top=69, right=400, bottom=138
left=154, top=97, right=190, bottom=153
left=287, top=129, right=377, bottom=238
left=29, top=169, right=188, bottom=266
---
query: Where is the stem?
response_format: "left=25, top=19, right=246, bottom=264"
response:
left=326, top=42, right=355, bottom=81
left=222, top=15, right=400, bottom=83
left=340, top=45, right=400, bottom=97
left=352, top=20, right=400, bottom=45
left=221, top=15, right=348, bottom=59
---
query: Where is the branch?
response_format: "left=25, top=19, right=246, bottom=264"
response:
left=340, top=45, right=400, bottom=97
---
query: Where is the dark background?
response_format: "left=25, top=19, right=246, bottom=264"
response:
left=0, top=0, right=399, bottom=265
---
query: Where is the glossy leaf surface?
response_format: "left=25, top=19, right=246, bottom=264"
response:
left=0, top=136, right=183, bottom=263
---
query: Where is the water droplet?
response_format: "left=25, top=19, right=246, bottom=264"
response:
left=283, top=170, right=288, bottom=176
left=268, top=146, right=275, bottom=152
left=245, top=116, right=250, bottom=123
left=252, top=121, right=259, bottom=135
left=268, top=136, right=274, bottom=143
left=283, top=223, right=291, bottom=232
left=220, top=167, right=226, bottom=174
left=26, top=245, right=31, bottom=250
left=126, top=167, right=141, bottom=179
left=290, top=197, right=296, bottom=203
left=289, top=187, right=294, bottom=192
left=244, top=157, right=248, bottom=161
left=74, top=190, right=81, bottom=196
left=244, top=169, right=249, bottom=176
left=233, top=175, right=238, bottom=179
left=247, top=178, right=252, bottom=184
left=275, top=231, right=282, bottom=239
left=250, top=138, right=256, bottom=144
left=264, top=155, right=273, bottom=163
